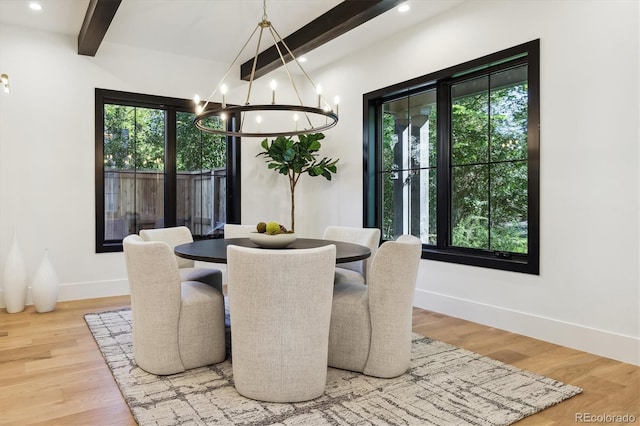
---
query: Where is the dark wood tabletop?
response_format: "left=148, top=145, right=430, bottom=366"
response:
left=174, top=237, right=371, bottom=264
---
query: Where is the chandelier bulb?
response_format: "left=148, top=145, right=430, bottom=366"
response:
left=220, top=84, right=228, bottom=109
left=271, top=79, right=277, bottom=104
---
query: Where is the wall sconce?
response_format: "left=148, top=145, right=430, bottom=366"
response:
left=1, top=74, right=10, bottom=94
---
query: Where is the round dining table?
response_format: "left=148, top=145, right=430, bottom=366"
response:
left=174, top=237, right=371, bottom=264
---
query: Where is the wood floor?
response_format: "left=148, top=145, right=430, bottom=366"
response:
left=0, top=296, right=637, bottom=426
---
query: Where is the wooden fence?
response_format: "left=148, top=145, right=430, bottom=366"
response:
left=104, top=168, right=226, bottom=240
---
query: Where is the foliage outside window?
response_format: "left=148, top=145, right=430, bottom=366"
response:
left=364, top=40, right=539, bottom=274
left=95, top=89, right=240, bottom=252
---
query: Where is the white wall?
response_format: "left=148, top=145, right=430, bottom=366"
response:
left=0, top=24, right=233, bottom=303
left=301, top=0, right=639, bottom=365
left=1, top=0, right=638, bottom=365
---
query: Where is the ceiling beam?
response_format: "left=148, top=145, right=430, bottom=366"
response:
left=78, top=0, right=122, bottom=56
left=240, top=0, right=405, bottom=81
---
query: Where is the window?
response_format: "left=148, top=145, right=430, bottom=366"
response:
left=364, top=40, right=539, bottom=274
left=95, top=89, right=241, bottom=252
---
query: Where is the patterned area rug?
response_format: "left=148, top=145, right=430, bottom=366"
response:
left=85, top=309, right=581, bottom=426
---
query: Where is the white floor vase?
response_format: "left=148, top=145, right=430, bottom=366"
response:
left=2, top=228, right=28, bottom=313
left=32, top=249, right=59, bottom=313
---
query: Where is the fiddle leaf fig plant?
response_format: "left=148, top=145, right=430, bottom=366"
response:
left=257, top=133, right=338, bottom=232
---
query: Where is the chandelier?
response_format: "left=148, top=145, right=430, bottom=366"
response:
left=193, top=0, right=339, bottom=138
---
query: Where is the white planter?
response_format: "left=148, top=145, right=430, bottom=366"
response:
left=2, top=228, right=28, bottom=313
left=32, top=249, right=59, bottom=313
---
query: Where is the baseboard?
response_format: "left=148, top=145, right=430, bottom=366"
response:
left=3, top=281, right=637, bottom=365
left=414, top=289, right=640, bottom=366
left=0, top=279, right=130, bottom=308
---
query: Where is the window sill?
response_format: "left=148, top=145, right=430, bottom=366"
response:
left=421, top=247, right=538, bottom=275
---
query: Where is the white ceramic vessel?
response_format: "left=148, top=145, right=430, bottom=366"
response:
left=248, top=232, right=297, bottom=248
left=2, top=227, right=28, bottom=313
left=32, top=249, right=59, bottom=313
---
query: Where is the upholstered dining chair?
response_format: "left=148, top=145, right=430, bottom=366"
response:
left=328, top=234, right=421, bottom=378
left=322, top=226, right=381, bottom=285
left=227, top=244, right=336, bottom=402
left=223, top=224, right=256, bottom=238
left=140, top=226, right=223, bottom=294
left=122, top=234, right=226, bottom=375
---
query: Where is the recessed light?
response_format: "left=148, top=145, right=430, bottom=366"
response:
left=298, top=56, right=307, bottom=63
left=29, top=2, right=42, bottom=11
left=398, top=3, right=410, bottom=13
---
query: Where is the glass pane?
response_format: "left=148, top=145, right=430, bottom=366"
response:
left=490, top=160, right=528, bottom=253
left=103, top=105, right=165, bottom=240
left=490, top=65, right=528, bottom=162
left=176, top=111, right=227, bottom=237
left=451, top=164, right=489, bottom=250
left=381, top=168, right=436, bottom=244
left=135, top=109, right=165, bottom=232
left=451, top=66, right=529, bottom=254
left=451, top=76, right=489, bottom=165
left=382, top=90, right=437, bottom=172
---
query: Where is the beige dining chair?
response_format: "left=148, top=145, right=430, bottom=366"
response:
left=223, top=224, right=256, bottom=238
left=123, top=234, right=226, bottom=375
left=140, top=226, right=223, bottom=294
left=227, top=243, right=336, bottom=402
left=323, top=226, right=381, bottom=285
left=328, top=234, right=421, bottom=378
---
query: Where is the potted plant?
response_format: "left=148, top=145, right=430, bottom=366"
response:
left=257, top=133, right=338, bottom=232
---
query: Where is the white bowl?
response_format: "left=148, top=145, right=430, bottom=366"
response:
left=248, top=232, right=297, bottom=248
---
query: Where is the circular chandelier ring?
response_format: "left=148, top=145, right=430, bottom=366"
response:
left=194, top=104, right=338, bottom=138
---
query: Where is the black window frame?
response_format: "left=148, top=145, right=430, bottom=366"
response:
left=363, top=40, right=540, bottom=274
left=95, top=88, right=241, bottom=253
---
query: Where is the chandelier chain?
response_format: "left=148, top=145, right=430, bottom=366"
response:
left=267, top=25, right=313, bottom=128
left=269, top=23, right=323, bottom=107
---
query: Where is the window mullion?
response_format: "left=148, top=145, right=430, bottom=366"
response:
left=487, top=74, right=492, bottom=252
left=133, top=108, right=138, bottom=234
left=165, top=109, right=177, bottom=227
left=436, top=81, right=451, bottom=249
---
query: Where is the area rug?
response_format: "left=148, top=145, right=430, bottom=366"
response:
left=84, top=309, right=581, bottom=426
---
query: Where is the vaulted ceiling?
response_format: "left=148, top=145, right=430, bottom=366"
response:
left=0, top=0, right=465, bottom=78
left=77, top=0, right=408, bottom=80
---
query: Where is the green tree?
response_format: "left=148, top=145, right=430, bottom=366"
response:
left=451, top=81, right=528, bottom=253
left=103, top=105, right=165, bottom=170
left=103, top=106, right=226, bottom=172
left=257, top=133, right=338, bottom=231
left=176, top=112, right=226, bottom=171
left=381, top=77, right=528, bottom=253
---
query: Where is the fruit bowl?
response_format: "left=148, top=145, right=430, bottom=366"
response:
left=249, top=232, right=297, bottom=248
